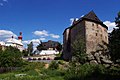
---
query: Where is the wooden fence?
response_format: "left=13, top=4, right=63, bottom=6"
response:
left=0, top=67, right=19, bottom=73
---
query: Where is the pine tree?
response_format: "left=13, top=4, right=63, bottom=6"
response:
left=27, top=42, right=33, bottom=56
left=109, top=11, right=120, bottom=62
left=37, top=41, right=46, bottom=51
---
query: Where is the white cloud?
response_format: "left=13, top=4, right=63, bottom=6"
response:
left=22, top=38, right=46, bottom=46
left=33, top=30, right=48, bottom=37
left=40, top=37, right=46, bottom=41
left=0, top=3, right=3, bottom=6
left=103, top=21, right=116, bottom=33
left=70, top=18, right=79, bottom=25
left=22, top=40, right=29, bottom=44
left=3, top=0, right=8, bottom=2
left=33, top=30, right=60, bottom=39
left=23, top=38, right=45, bottom=51
left=81, top=15, right=84, bottom=17
left=0, top=30, right=17, bottom=40
left=50, top=34, right=60, bottom=39
left=23, top=38, right=42, bottom=44
left=70, top=18, right=74, bottom=25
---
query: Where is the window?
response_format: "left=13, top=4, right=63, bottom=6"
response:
left=104, top=29, right=107, bottom=32
left=97, top=26, right=99, bottom=29
left=96, top=24, right=98, bottom=27
left=105, top=36, right=107, bottom=40
left=92, top=23, right=94, bottom=26
left=97, top=30, right=99, bottom=32
left=100, top=34, right=102, bottom=37
left=96, top=33, right=98, bottom=36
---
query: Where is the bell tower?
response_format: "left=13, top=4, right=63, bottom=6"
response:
left=18, top=32, right=22, bottom=42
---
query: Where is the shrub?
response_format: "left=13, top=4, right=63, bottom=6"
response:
left=0, top=46, right=23, bottom=67
left=64, top=64, right=106, bottom=80
left=49, top=61, right=59, bottom=70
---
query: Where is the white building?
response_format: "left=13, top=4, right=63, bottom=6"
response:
left=5, top=37, right=23, bottom=51
left=0, top=41, right=6, bottom=50
left=0, top=32, right=24, bottom=51
left=35, top=50, right=59, bottom=55
left=33, top=50, right=59, bottom=60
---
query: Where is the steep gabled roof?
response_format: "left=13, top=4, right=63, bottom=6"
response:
left=70, top=11, right=108, bottom=29
left=82, top=11, right=102, bottom=23
left=63, top=11, right=108, bottom=35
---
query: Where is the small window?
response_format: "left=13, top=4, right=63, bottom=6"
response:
left=96, top=24, right=98, bottom=26
left=92, top=23, right=94, bottom=26
left=105, top=36, right=107, bottom=40
left=104, top=29, right=107, bottom=32
left=97, top=26, right=99, bottom=29
left=96, top=33, right=97, bottom=36
left=100, top=34, right=102, bottom=37
left=97, top=30, right=99, bottom=32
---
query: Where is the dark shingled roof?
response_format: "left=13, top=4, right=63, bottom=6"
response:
left=63, top=11, right=108, bottom=35
left=82, top=11, right=102, bottom=23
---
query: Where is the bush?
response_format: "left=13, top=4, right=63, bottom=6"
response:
left=20, top=62, right=45, bottom=72
left=64, top=64, right=106, bottom=80
left=49, top=61, right=59, bottom=70
left=0, top=46, right=23, bottom=67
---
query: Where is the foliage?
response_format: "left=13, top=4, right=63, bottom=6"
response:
left=56, top=43, right=62, bottom=52
left=71, top=37, right=87, bottom=64
left=20, top=62, right=45, bottom=72
left=0, top=62, right=64, bottom=80
left=37, top=41, right=46, bottom=51
left=109, top=11, right=120, bottom=62
left=64, top=63, right=120, bottom=80
left=0, top=46, right=23, bottom=67
left=27, top=42, right=33, bottom=56
left=115, top=11, right=120, bottom=28
left=49, top=61, right=59, bottom=70
left=0, top=61, right=120, bottom=80
left=22, top=50, right=28, bottom=57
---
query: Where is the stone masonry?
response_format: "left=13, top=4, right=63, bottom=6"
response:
left=63, top=11, right=108, bottom=61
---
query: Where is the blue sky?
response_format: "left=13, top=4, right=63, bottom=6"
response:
left=0, top=0, right=120, bottom=48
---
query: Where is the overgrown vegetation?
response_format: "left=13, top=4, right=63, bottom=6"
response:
left=0, top=46, right=23, bottom=67
left=0, top=62, right=65, bottom=80
left=64, top=63, right=120, bottom=80
left=109, top=11, right=120, bottom=62
left=71, top=37, right=87, bottom=64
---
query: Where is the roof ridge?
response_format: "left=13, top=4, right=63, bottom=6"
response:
left=82, top=10, right=102, bottom=23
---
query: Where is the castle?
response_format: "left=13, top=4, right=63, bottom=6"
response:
left=63, top=11, right=108, bottom=60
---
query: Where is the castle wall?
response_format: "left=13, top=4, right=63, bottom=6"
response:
left=63, top=28, right=71, bottom=60
left=85, top=21, right=108, bottom=54
left=70, top=20, right=86, bottom=43
left=69, top=20, right=86, bottom=59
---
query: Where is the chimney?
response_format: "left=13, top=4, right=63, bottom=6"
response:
left=72, top=18, right=78, bottom=25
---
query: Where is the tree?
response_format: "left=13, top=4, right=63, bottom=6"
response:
left=109, top=11, right=120, bottom=62
left=27, top=42, right=33, bottom=56
left=71, top=37, right=87, bottom=64
left=56, top=43, right=62, bottom=52
left=37, top=41, right=46, bottom=51
left=0, top=46, right=23, bottom=67
left=22, top=50, right=28, bottom=57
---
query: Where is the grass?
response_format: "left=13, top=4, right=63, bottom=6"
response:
left=0, top=61, right=64, bottom=80
left=0, top=61, right=120, bottom=80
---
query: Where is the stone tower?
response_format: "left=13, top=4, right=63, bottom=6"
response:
left=63, top=11, right=108, bottom=61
